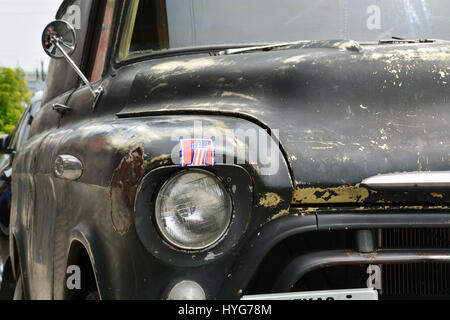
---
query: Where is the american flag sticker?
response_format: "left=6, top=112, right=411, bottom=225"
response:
left=180, top=139, right=215, bottom=167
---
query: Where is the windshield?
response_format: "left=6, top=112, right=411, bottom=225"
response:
left=120, top=0, right=450, bottom=59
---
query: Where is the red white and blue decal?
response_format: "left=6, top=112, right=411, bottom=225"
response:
left=180, top=138, right=215, bottom=167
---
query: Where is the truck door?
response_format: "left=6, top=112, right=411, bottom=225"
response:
left=18, top=0, right=96, bottom=299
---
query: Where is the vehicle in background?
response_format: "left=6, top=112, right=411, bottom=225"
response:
left=0, top=154, right=11, bottom=238
left=0, top=92, right=43, bottom=238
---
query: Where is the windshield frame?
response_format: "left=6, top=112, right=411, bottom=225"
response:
left=114, top=0, right=449, bottom=67
left=115, top=0, right=281, bottom=65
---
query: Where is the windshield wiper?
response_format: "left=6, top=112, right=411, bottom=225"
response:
left=214, top=41, right=310, bottom=56
left=378, top=37, right=436, bottom=44
left=215, top=37, right=438, bottom=56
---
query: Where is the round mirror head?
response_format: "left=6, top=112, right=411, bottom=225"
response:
left=42, top=20, right=76, bottom=59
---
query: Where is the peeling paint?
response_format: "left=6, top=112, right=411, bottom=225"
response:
left=259, top=192, right=283, bottom=208
left=283, top=55, right=308, bottom=64
left=149, top=153, right=171, bottom=165
left=204, top=251, right=223, bottom=261
left=364, top=46, right=450, bottom=63
left=270, top=208, right=290, bottom=221
left=292, top=185, right=372, bottom=204
left=292, top=205, right=450, bottom=214
left=331, top=40, right=362, bottom=52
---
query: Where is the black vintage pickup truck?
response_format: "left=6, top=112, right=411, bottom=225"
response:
left=5, top=0, right=450, bottom=299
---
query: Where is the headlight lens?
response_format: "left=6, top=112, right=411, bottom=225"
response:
left=155, top=169, right=232, bottom=250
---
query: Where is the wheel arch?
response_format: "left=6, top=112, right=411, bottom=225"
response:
left=63, top=232, right=100, bottom=300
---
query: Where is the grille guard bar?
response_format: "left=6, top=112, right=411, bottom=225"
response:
left=272, top=249, right=450, bottom=293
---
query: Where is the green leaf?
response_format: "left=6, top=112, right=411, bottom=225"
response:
left=0, top=67, right=29, bottom=135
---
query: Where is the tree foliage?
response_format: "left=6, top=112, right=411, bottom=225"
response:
left=0, top=67, right=30, bottom=135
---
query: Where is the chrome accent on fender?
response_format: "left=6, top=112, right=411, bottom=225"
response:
left=52, top=103, right=72, bottom=115
left=361, top=171, right=450, bottom=190
left=91, top=86, right=104, bottom=111
left=54, top=155, right=83, bottom=180
left=241, top=288, right=378, bottom=300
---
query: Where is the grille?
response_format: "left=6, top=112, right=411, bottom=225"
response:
left=381, top=228, right=450, bottom=249
left=382, top=263, right=450, bottom=298
left=381, top=228, right=450, bottom=298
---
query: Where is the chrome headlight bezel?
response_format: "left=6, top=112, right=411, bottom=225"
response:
left=154, top=169, right=233, bottom=251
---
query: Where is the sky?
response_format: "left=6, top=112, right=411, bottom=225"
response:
left=0, top=0, right=63, bottom=72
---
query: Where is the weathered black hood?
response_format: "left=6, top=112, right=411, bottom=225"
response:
left=120, top=40, right=450, bottom=205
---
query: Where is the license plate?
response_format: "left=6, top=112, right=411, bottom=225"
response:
left=241, top=288, right=378, bottom=300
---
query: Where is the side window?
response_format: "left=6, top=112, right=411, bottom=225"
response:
left=90, top=0, right=116, bottom=82
left=8, top=105, right=30, bottom=152
left=8, top=98, right=42, bottom=152
left=119, top=0, right=169, bottom=60
left=16, top=100, right=42, bottom=151
left=42, top=0, right=94, bottom=104
left=129, top=0, right=169, bottom=53
left=15, top=112, right=31, bottom=151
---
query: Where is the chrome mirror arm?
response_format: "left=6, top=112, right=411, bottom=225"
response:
left=53, top=39, right=102, bottom=99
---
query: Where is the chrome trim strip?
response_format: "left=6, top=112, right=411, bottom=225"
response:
left=361, top=171, right=450, bottom=190
left=54, top=41, right=99, bottom=98
left=241, top=288, right=378, bottom=300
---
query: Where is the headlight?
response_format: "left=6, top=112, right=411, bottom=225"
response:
left=155, top=169, right=232, bottom=250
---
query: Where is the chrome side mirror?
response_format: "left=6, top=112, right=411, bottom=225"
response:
left=42, top=20, right=77, bottom=59
left=42, top=20, right=103, bottom=101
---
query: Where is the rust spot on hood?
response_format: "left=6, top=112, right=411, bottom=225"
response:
left=110, top=147, right=145, bottom=235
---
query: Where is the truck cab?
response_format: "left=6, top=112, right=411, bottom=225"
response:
left=9, top=0, right=450, bottom=299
